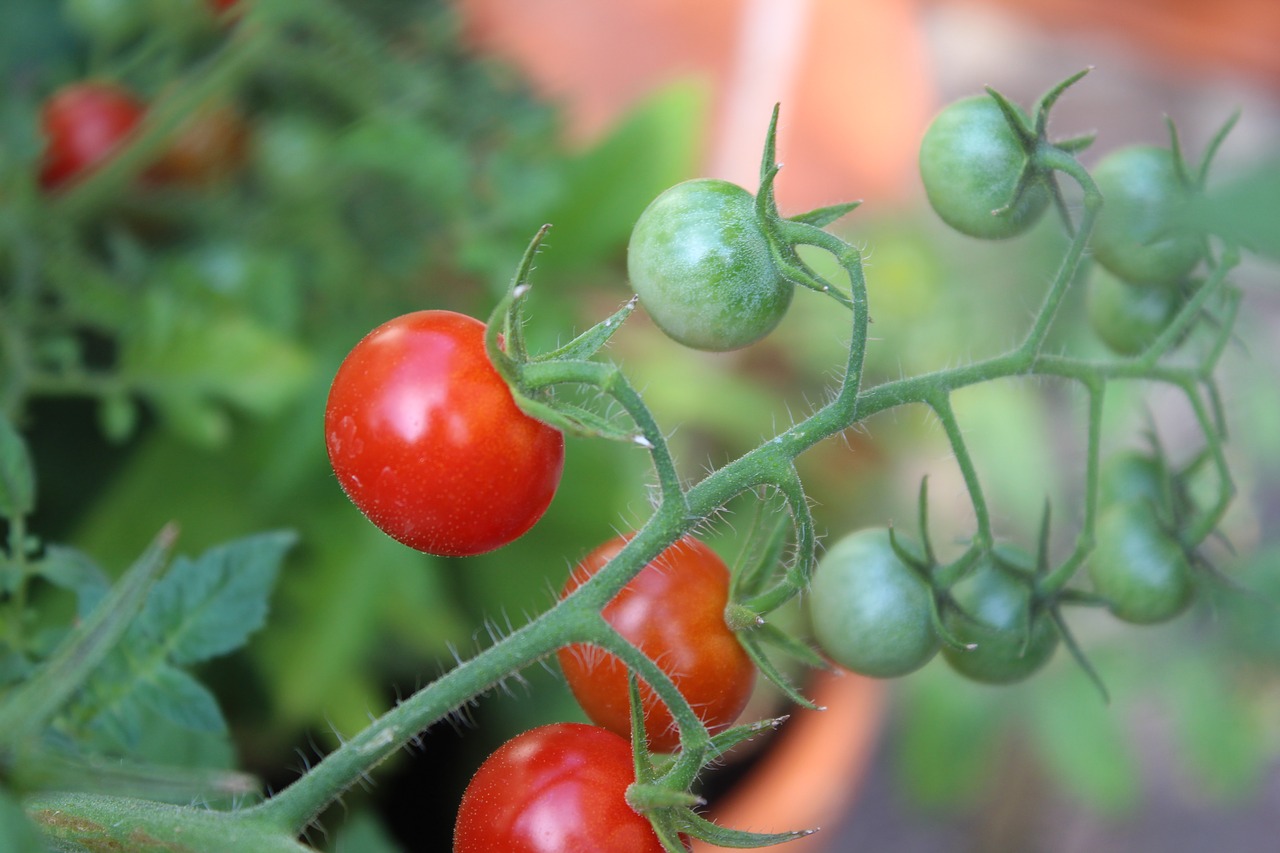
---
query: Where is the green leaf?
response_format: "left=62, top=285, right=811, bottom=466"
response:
left=1026, top=672, right=1138, bottom=815
left=537, top=81, right=707, bottom=274
left=35, top=546, right=111, bottom=619
left=1165, top=656, right=1269, bottom=800
left=0, top=415, right=35, bottom=519
left=134, top=665, right=226, bottom=734
left=134, top=531, right=295, bottom=666
left=1183, top=157, right=1280, bottom=258
left=0, top=526, right=175, bottom=752
left=0, top=786, right=44, bottom=853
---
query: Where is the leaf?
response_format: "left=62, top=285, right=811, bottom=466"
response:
left=0, top=526, right=175, bottom=752
left=537, top=81, right=707, bottom=274
left=1026, top=672, right=1138, bottom=815
left=134, top=531, right=295, bottom=666
left=1183, top=157, right=1280, bottom=258
left=134, top=665, right=226, bottom=734
left=35, top=546, right=112, bottom=619
left=0, top=786, right=44, bottom=853
left=0, top=416, right=35, bottom=519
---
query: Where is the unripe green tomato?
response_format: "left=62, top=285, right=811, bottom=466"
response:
left=1098, top=449, right=1166, bottom=511
left=64, top=0, right=149, bottom=45
left=627, top=178, right=792, bottom=351
left=1091, top=145, right=1202, bottom=286
left=1090, top=501, right=1195, bottom=624
left=919, top=95, right=1049, bottom=239
left=1085, top=265, right=1182, bottom=356
left=942, top=550, right=1058, bottom=684
left=809, top=528, right=940, bottom=678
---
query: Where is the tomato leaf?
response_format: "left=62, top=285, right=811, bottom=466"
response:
left=0, top=416, right=35, bottom=520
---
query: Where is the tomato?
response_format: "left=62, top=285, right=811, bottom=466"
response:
left=1091, top=145, right=1202, bottom=286
left=918, top=95, right=1049, bottom=239
left=1098, top=449, right=1167, bottom=511
left=148, top=101, right=249, bottom=186
left=325, top=310, right=564, bottom=557
left=38, top=81, right=146, bottom=190
left=453, top=723, right=665, bottom=853
left=808, top=528, right=939, bottom=678
left=627, top=178, right=792, bottom=351
left=941, top=550, right=1058, bottom=684
left=557, top=534, right=755, bottom=753
left=208, top=0, right=240, bottom=13
left=1085, top=265, right=1182, bottom=356
left=1089, top=501, right=1194, bottom=624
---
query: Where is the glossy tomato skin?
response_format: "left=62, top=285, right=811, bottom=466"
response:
left=39, top=82, right=146, bottom=190
left=1089, top=501, right=1194, bottom=624
left=453, top=723, right=665, bottom=853
left=325, top=310, right=564, bottom=557
left=918, top=95, right=1049, bottom=239
left=557, top=534, right=755, bottom=753
left=809, top=528, right=940, bottom=678
left=1091, top=145, right=1202, bottom=286
left=941, top=549, right=1058, bottom=684
left=627, top=178, right=791, bottom=352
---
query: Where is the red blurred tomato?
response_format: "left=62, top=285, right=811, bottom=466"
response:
left=39, top=81, right=145, bottom=190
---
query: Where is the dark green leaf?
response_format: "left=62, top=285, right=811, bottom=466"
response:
left=135, top=531, right=295, bottom=666
left=135, top=665, right=226, bottom=734
left=0, top=416, right=35, bottom=519
left=35, top=546, right=111, bottom=619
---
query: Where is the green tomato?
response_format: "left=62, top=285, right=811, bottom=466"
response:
left=809, top=528, right=940, bottom=678
left=627, top=178, right=792, bottom=351
left=1098, top=449, right=1167, bottom=511
left=64, top=0, right=149, bottom=45
left=1091, top=145, right=1202, bottom=286
left=942, top=550, right=1058, bottom=684
left=1085, top=265, right=1183, bottom=356
left=919, top=95, right=1049, bottom=239
left=1090, top=501, right=1195, bottom=624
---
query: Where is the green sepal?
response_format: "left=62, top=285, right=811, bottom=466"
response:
left=730, top=502, right=791, bottom=600
left=929, top=593, right=976, bottom=652
left=531, top=297, right=637, bottom=363
left=788, top=200, right=861, bottom=228
left=1054, top=132, right=1098, bottom=154
left=707, top=716, right=789, bottom=759
left=749, top=620, right=829, bottom=671
left=675, top=808, right=816, bottom=849
left=1048, top=606, right=1110, bottom=703
left=1030, top=67, right=1091, bottom=138
left=0, top=525, right=177, bottom=754
left=510, top=394, right=637, bottom=442
left=738, top=633, right=817, bottom=711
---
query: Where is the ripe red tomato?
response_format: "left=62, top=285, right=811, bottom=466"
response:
left=325, top=310, right=564, bottom=557
left=148, top=101, right=248, bottom=186
left=453, top=723, right=666, bottom=853
left=557, top=534, right=756, bottom=753
left=39, top=81, right=146, bottom=190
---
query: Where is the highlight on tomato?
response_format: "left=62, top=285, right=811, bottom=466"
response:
left=38, top=81, right=146, bottom=190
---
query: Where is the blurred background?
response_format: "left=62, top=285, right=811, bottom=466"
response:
left=2, top=0, right=1278, bottom=850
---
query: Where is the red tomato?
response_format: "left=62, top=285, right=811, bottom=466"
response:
left=453, top=723, right=666, bottom=853
left=148, top=101, right=249, bottom=186
left=324, top=310, right=564, bottom=557
left=39, top=81, right=146, bottom=190
left=557, top=534, right=756, bottom=752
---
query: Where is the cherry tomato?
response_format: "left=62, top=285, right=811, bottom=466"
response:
left=941, top=550, right=1058, bottom=684
left=1089, top=501, right=1194, bottom=624
left=627, top=178, right=792, bottom=351
left=808, top=528, right=940, bottom=678
left=325, top=310, right=564, bottom=557
left=453, top=723, right=666, bottom=853
left=1085, top=265, right=1182, bottom=356
left=557, top=534, right=755, bottom=753
left=39, top=81, right=146, bottom=190
left=1091, top=145, right=1202, bottom=286
left=1098, top=449, right=1167, bottom=511
left=919, top=95, right=1049, bottom=239
left=148, top=101, right=249, bottom=186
